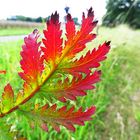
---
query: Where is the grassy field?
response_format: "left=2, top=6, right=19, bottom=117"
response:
left=0, top=25, right=140, bottom=140
left=0, top=27, right=45, bottom=36
left=0, top=20, right=44, bottom=36
left=0, top=27, right=35, bottom=36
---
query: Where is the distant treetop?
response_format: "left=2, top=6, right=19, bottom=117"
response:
left=102, top=0, right=140, bottom=29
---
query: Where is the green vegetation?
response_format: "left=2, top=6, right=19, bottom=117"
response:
left=103, top=0, right=140, bottom=29
left=0, top=25, right=140, bottom=140
left=0, top=28, right=34, bottom=36
left=7, top=15, right=50, bottom=23
left=0, top=26, right=44, bottom=36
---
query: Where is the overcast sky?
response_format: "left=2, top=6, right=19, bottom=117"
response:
left=0, top=0, right=107, bottom=22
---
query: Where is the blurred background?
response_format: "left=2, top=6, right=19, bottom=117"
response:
left=0, top=0, right=140, bottom=140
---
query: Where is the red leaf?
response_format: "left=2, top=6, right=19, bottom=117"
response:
left=33, top=104, right=96, bottom=132
left=0, top=8, right=111, bottom=133
left=43, top=70, right=101, bottom=102
left=41, top=12, right=63, bottom=65
left=19, top=29, right=44, bottom=85
left=61, top=41, right=110, bottom=74
left=65, top=14, right=76, bottom=41
left=62, top=7, right=97, bottom=59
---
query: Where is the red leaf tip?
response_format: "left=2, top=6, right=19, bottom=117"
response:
left=26, top=29, right=40, bottom=41
left=66, top=13, right=72, bottom=21
left=88, top=7, right=94, bottom=17
left=0, top=70, right=6, bottom=74
left=82, top=7, right=94, bottom=19
left=87, top=106, right=96, bottom=116
left=49, top=11, right=59, bottom=24
left=97, top=70, right=102, bottom=75
left=105, top=41, right=111, bottom=46
left=33, top=29, right=39, bottom=34
left=92, top=20, right=98, bottom=26
left=41, top=123, right=48, bottom=132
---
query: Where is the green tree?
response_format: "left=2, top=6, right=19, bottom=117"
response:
left=103, top=0, right=140, bottom=29
left=35, top=17, right=43, bottom=23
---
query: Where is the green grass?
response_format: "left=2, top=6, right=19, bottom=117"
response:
left=0, top=25, right=140, bottom=140
left=0, top=27, right=33, bottom=36
left=0, top=26, right=44, bottom=36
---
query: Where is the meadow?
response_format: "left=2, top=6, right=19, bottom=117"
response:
left=0, top=25, right=140, bottom=140
left=0, top=20, right=43, bottom=36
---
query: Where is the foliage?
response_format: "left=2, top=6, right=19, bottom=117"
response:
left=7, top=15, right=50, bottom=23
left=103, top=0, right=140, bottom=29
left=0, top=8, right=110, bottom=139
left=1, top=25, right=140, bottom=140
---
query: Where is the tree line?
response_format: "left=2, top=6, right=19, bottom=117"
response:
left=7, top=15, right=50, bottom=23
left=103, top=0, right=140, bottom=29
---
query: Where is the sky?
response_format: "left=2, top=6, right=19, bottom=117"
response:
left=0, top=0, right=107, bottom=22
